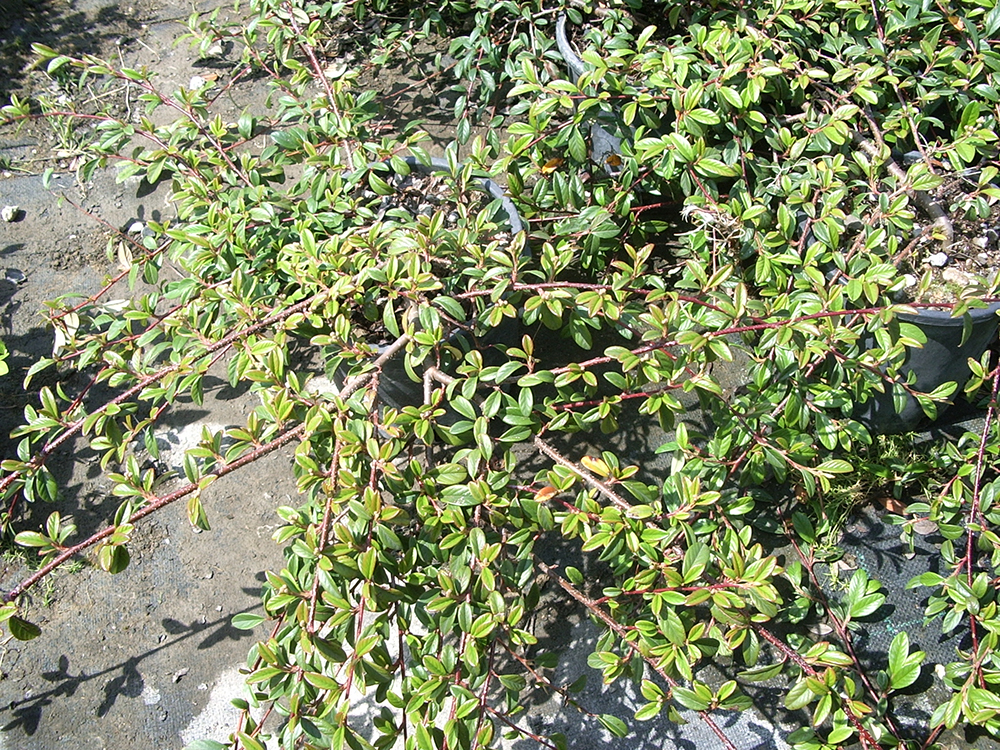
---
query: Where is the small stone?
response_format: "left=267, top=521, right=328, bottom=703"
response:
left=902, top=273, right=918, bottom=288
left=127, top=221, right=145, bottom=235
left=972, top=236, right=989, bottom=249
left=5, top=269, right=26, bottom=285
left=927, top=251, right=949, bottom=267
left=188, top=75, right=208, bottom=90
left=197, top=683, right=208, bottom=691
left=978, top=253, right=990, bottom=263
left=203, top=42, right=225, bottom=59
left=1, top=206, right=19, bottom=222
left=324, top=62, right=349, bottom=80
left=843, top=214, right=864, bottom=233
left=942, top=267, right=972, bottom=286
left=172, top=668, right=189, bottom=683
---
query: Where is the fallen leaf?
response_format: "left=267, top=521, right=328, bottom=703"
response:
left=877, top=495, right=907, bottom=515
left=535, top=486, right=558, bottom=502
left=912, top=518, right=938, bottom=535
left=808, top=623, right=834, bottom=638
left=540, top=157, right=564, bottom=174
left=829, top=555, right=858, bottom=577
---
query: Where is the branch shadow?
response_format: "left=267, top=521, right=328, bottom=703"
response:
left=0, top=583, right=265, bottom=738
left=0, top=1, right=145, bottom=101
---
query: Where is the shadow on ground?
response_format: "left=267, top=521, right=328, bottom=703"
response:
left=0, top=0, right=149, bottom=102
left=1, top=585, right=262, bottom=738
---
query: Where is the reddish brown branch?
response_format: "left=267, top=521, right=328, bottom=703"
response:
left=537, top=561, right=739, bottom=750
left=0, top=294, right=323, bottom=501
left=4, top=422, right=306, bottom=603
left=753, top=624, right=880, bottom=749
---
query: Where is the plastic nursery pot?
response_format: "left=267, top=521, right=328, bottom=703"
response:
left=390, top=156, right=524, bottom=235
left=344, top=156, right=525, bottom=411
left=555, top=13, right=624, bottom=174
left=856, top=303, right=1000, bottom=434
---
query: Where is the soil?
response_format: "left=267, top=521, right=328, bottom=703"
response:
left=894, top=172, right=1000, bottom=305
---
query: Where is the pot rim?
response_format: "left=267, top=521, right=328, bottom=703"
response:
left=900, top=300, right=1000, bottom=324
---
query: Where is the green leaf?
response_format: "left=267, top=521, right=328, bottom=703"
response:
left=415, top=723, right=434, bottom=750
left=827, top=724, right=854, bottom=744
left=14, top=531, right=51, bottom=548
left=640, top=679, right=665, bottom=701
left=849, top=592, right=885, bottom=619
left=672, top=686, right=711, bottom=711
left=231, top=613, right=266, bottom=630
left=303, top=671, right=340, bottom=690
left=635, top=701, right=662, bottom=721
left=187, top=493, right=211, bottom=531
left=568, top=127, right=587, bottom=162
left=47, top=56, right=73, bottom=74
left=597, top=714, right=628, bottom=738
left=468, top=613, right=494, bottom=639
left=183, top=741, right=228, bottom=750
left=791, top=512, right=815, bottom=544
left=740, top=662, right=784, bottom=682
left=97, top=544, right=131, bottom=574
left=718, top=86, right=744, bottom=108
left=236, top=732, right=265, bottom=750
left=887, top=632, right=924, bottom=691
left=694, top=158, right=738, bottom=177
left=8, top=616, right=41, bottom=641
left=784, top=677, right=817, bottom=711
left=816, top=459, right=853, bottom=474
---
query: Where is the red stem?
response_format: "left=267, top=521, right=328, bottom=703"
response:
left=5, top=423, right=306, bottom=602
left=537, top=560, right=740, bottom=750
left=0, top=295, right=322, bottom=501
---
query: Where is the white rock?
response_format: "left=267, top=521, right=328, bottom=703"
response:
left=927, top=251, right=949, bottom=267
left=1, top=205, right=19, bottom=222
left=127, top=221, right=145, bottom=234
left=188, top=75, right=209, bottom=90
left=324, top=62, right=349, bottom=80
left=942, top=267, right=972, bottom=286
left=902, top=273, right=918, bottom=288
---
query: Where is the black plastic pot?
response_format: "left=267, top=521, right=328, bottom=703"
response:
left=343, top=156, right=525, bottom=410
left=555, top=14, right=624, bottom=174
left=857, top=303, right=1000, bottom=434
left=407, top=156, right=524, bottom=236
